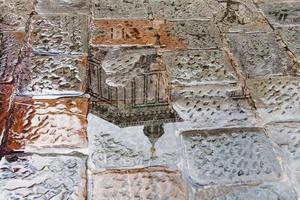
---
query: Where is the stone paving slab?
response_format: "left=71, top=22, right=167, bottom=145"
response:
left=246, top=76, right=300, bottom=123
left=226, top=32, right=291, bottom=77
left=30, top=15, right=88, bottom=55
left=19, top=54, right=87, bottom=96
left=0, top=154, right=87, bottom=200
left=36, top=0, right=90, bottom=14
left=0, top=31, right=25, bottom=83
left=276, top=26, right=300, bottom=58
left=91, top=167, right=187, bottom=200
left=6, top=97, right=88, bottom=152
left=93, top=0, right=148, bottom=19
left=162, top=49, right=238, bottom=86
left=181, top=127, right=282, bottom=186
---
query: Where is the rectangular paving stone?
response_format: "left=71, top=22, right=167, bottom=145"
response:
left=0, top=31, right=24, bottom=83
left=276, top=26, right=300, bottom=58
left=246, top=76, right=300, bottom=123
left=92, top=167, right=187, bottom=200
left=172, top=85, right=256, bottom=128
left=92, top=20, right=158, bottom=46
left=0, top=154, right=86, bottom=200
left=36, top=0, right=90, bottom=14
left=0, top=84, right=14, bottom=143
left=162, top=49, right=238, bottom=86
left=226, top=32, right=291, bottom=77
left=258, top=1, right=300, bottom=26
left=30, top=15, right=88, bottom=55
left=0, top=0, right=35, bottom=31
left=181, top=127, right=282, bottom=185
left=19, top=55, right=87, bottom=96
left=6, top=97, right=88, bottom=152
left=93, top=0, right=148, bottom=19
left=159, top=20, right=222, bottom=50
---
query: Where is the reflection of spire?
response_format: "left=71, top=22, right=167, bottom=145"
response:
left=143, top=124, right=165, bottom=158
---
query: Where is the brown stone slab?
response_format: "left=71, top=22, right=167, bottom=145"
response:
left=92, top=167, right=187, bottom=200
left=92, top=20, right=159, bottom=46
left=0, top=84, right=14, bottom=143
left=0, top=32, right=24, bottom=83
left=30, top=15, right=88, bottom=55
left=6, top=97, right=88, bottom=151
left=36, top=0, right=90, bottom=14
left=0, top=0, right=35, bottom=31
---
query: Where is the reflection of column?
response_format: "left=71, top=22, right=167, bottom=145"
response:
left=134, top=75, right=145, bottom=105
left=146, top=73, right=158, bottom=104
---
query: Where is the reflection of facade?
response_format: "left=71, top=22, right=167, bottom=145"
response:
left=89, top=47, right=180, bottom=137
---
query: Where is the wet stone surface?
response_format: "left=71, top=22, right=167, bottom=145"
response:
left=0, top=84, right=14, bottom=140
left=0, top=154, right=87, bottom=200
left=276, top=26, right=300, bottom=58
left=182, top=128, right=282, bottom=185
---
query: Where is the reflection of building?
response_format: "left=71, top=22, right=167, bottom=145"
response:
left=89, top=47, right=180, bottom=143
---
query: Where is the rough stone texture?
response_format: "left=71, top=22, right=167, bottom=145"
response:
left=0, top=154, right=86, bottom=199
left=31, top=15, right=88, bottom=55
left=36, top=0, right=90, bottom=14
left=0, top=84, right=14, bottom=141
left=93, top=0, right=148, bottom=19
left=226, top=32, right=291, bottom=77
left=182, top=128, right=281, bottom=185
left=247, top=76, right=300, bottom=123
left=91, top=167, right=187, bottom=200
left=276, top=26, right=300, bottom=58
left=162, top=50, right=238, bottom=86
left=6, top=97, right=88, bottom=151
left=172, top=85, right=256, bottom=128
left=0, top=0, right=34, bottom=31
left=0, top=32, right=24, bottom=83
left=159, top=20, right=222, bottom=50
left=19, top=55, right=87, bottom=96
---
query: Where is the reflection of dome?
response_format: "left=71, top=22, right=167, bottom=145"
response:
left=143, top=124, right=165, bottom=146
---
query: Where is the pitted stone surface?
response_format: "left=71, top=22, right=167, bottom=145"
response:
left=31, top=15, right=88, bottom=55
left=36, top=0, right=90, bottom=14
left=182, top=128, right=282, bottom=185
left=0, top=32, right=24, bottom=83
left=7, top=97, right=88, bottom=151
left=159, top=20, right=222, bottom=50
left=172, top=86, right=256, bottom=128
left=91, top=167, right=187, bottom=200
left=0, top=154, right=86, bottom=200
left=162, top=50, right=238, bottom=86
left=93, top=0, right=147, bottom=19
left=247, top=76, right=300, bottom=123
left=19, top=55, right=87, bottom=95
left=226, top=32, right=290, bottom=77
left=277, top=26, right=300, bottom=58
left=0, top=0, right=34, bottom=31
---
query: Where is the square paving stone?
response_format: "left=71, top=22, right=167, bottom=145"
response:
left=226, top=32, right=291, bottom=77
left=0, top=0, right=35, bottom=31
left=172, top=85, right=256, bottom=128
left=162, top=50, right=238, bottom=86
left=158, top=20, right=222, bottom=50
left=181, top=127, right=282, bottom=185
left=276, top=26, right=300, bottom=58
left=0, top=32, right=25, bottom=83
left=6, top=97, right=88, bottom=152
left=36, top=0, right=90, bottom=14
left=91, top=167, right=187, bottom=200
left=0, top=84, right=14, bottom=142
left=258, top=1, right=300, bottom=26
left=0, top=154, right=87, bottom=200
left=92, top=20, right=158, bottom=46
left=19, top=55, right=87, bottom=96
left=246, top=76, right=300, bottom=123
left=30, top=15, right=88, bottom=55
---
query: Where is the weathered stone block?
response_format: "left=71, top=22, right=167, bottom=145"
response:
left=91, top=167, right=187, bottom=200
left=0, top=154, right=86, bottom=200
left=246, top=76, right=300, bottom=123
left=92, top=20, right=158, bottom=46
left=0, top=32, right=24, bottom=83
left=226, top=32, right=291, bottom=77
left=36, top=0, right=90, bottom=14
left=93, top=0, right=147, bottom=19
left=276, top=26, right=300, bottom=58
left=162, top=50, right=238, bottom=86
left=0, top=0, right=34, bottom=31
left=30, top=15, right=88, bottom=55
left=159, top=20, right=222, bottom=50
left=19, top=55, right=87, bottom=96
left=181, top=127, right=282, bottom=185
left=6, top=97, right=88, bottom=152
left=172, top=85, right=256, bottom=128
